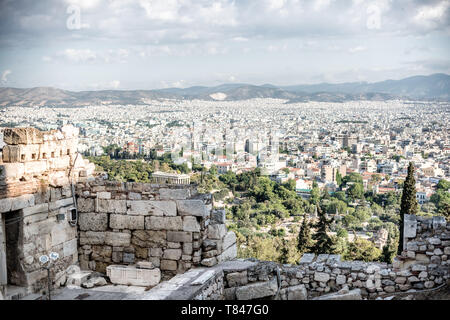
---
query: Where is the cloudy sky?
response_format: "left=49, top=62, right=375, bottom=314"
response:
left=0, top=0, right=449, bottom=90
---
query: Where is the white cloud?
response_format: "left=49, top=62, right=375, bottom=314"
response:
left=60, top=49, right=97, bottom=63
left=349, top=46, right=366, bottom=53
left=413, top=1, right=450, bottom=28
left=1, top=70, right=11, bottom=83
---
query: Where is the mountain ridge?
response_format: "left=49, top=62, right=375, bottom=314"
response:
left=0, top=73, right=448, bottom=107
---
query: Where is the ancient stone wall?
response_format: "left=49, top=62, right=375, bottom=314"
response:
left=75, top=178, right=237, bottom=280
left=0, top=126, right=95, bottom=296
left=215, top=214, right=449, bottom=300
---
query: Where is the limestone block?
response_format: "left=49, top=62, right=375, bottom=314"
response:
left=183, top=242, right=193, bottom=255
left=0, top=198, right=12, bottom=213
left=336, top=275, right=347, bottom=285
left=176, top=200, right=209, bottom=217
left=287, top=285, right=307, bottom=300
left=145, top=216, right=182, bottom=231
left=128, top=192, right=142, bottom=200
left=132, top=230, right=166, bottom=247
left=314, top=272, right=330, bottom=283
left=63, top=238, right=78, bottom=257
left=160, top=259, right=177, bottom=271
left=105, top=232, right=131, bottom=246
left=299, top=253, right=316, bottom=264
left=404, top=214, right=417, bottom=238
left=79, top=231, right=106, bottom=245
left=227, top=271, right=248, bottom=287
left=98, top=199, right=127, bottom=214
left=1, top=163, right=25, bottom=178
left=51, top=223, right=76, bottom=247
left=163, top=249, right=182, bottom=260
left=167, top=231, right=192, bottom=243
left=235, top=279, right=278, bottom=300
left=107, top=265, right=161, bottom=287
left=201, top=257, right=218, bottom=267
left=207, top=224, right=227, bottom=240
left=222, top=231, right=237, bottom=250
left=97, top=192, right=111, bottom=199
left=110, top=214, right=145, bottom=230
left=428, top=237, right=441, bottom=245
left=183, top=216, right=200, bottom=232
left=216, top=244, right=236, bottom=263
left=66, top=271, right=92, bottom=286
left=48, top=197, right=73, bottom=211
left=11, top=194, right=35, bottom=211
left=78, top=212, right=108, bottom=231
left=127, top=200, right=177, bottom=216
left=159, top=188, right=190, bottom=200
left=150, top=248, right=163, bottom=257
left=77, top=198, right=95, bottom=213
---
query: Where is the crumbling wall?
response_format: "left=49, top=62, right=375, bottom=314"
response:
left=75, top=178, right=237, bottom=280
left=0, top=126, right=95, bottom=295
left=215, top=214, right=449, bottom=300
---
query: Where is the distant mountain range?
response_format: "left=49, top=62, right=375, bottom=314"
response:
left=0, top=73, right=448, bottom=107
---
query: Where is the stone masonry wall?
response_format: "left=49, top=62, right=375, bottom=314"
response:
left=75, top=178, right=237, bottom=280
left=0, top=126, right=95, bottom=296
left=217, top=214, right=449, bottom=300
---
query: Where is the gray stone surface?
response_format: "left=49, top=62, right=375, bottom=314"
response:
left=235, top=279, right=278, bottom=300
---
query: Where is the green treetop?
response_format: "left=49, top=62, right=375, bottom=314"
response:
left=398, top=162, right=418, bottom=254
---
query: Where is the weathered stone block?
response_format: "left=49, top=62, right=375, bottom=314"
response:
left=404, top=214, right=417, bottom=238
left=98, top=199, right=127, bottom=214
left=11, top=194, right=35, bottom=211
left=97, top=192, right=111, bottom=199
left=127, top=200, right=176, bottom=216
left=77, top=198, right=95, bottom=213
left=287, top=285, right=307, bottom=300
left=227, top=271, right=248, bottom=287
left=79, top=231, right=106, bottom=245
left=163, top=249, right=182, bottom=260
left=107, top=265, right=160, bottom=286
left=183, top=216, right=200, bottom=232
left=217, top=243, right=237, bottom=263
left=160, top=259, right=177, bottom=271
left=145, top=216, right=182, bottom=231
left=235, top=279, right=278, bottom=300
left=299, top=253, right=315, bottom=264
left=110, top=214, right=145, bottom=230
left=167, top=231, right=192, bottom=243
left=222, top=231, right=237, bottom=250
left=314, top=272, right=330, bottom=283
left=176, top=200, right=208, bottom=217
left=207, top=224, right=227, bottom=240
left=105, top=232, right=131, bottom=246
left=160, top=188, right=190, bottom=200
left=78, top=212, right=108, bottom=231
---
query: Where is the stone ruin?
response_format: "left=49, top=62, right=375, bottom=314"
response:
left=0, top=126, right=448, bottom=300
left=0, top=126, right=237, bottom=299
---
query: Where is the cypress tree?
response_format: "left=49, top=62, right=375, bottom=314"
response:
left=398, top=162, right=418, bottom=254
left=311, top=205, right=335, bottom=254
left=297, top=216, right=313, bottom=253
